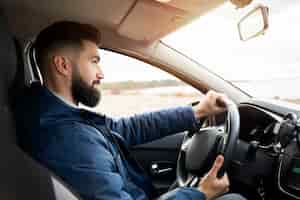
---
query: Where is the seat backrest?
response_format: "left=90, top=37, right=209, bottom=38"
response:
left=0, top=14, right=81, bottom=200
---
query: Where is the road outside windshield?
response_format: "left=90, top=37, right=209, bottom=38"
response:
left=163, top=0, right=300, bottom=105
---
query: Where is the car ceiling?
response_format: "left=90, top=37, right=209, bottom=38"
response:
left=0, top=0, right=226, bottom=43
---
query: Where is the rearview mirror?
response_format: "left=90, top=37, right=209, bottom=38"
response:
left=238, top=5, right=269, bottom=41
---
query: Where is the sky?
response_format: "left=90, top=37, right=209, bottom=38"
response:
left=163, top=0, right=300, bottom=81
left=99, top=49, right=176, bottom=82
left=99, top=0, right=300, bottom=98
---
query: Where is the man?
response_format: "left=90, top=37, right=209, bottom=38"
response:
left=14, top=21, right=245, bottom=200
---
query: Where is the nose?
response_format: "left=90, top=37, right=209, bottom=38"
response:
left=96, top=66, right=104, bottom=80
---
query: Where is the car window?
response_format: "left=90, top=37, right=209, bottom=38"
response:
left=163, top=1, right=300, bottom=105
left=84, top=49, right=203, bottom=117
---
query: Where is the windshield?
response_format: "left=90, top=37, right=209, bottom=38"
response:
left=163, top=0, right=300, bottom=104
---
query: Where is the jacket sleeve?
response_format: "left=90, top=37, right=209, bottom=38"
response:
left=36, top=123, right=205, bottom=200
left=106, top=106, right=197, bottom=146
left=36, top=123, right=137, bottom=200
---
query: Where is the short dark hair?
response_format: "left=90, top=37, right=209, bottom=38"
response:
left=34, top=21, right=101, bottom=71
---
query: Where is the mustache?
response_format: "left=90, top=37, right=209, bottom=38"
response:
left=92, top=80, right=101, bottom=85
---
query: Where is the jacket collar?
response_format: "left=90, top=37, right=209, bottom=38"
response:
left=33, top=84, right=106, bottom=125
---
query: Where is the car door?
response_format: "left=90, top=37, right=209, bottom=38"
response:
left=90, top=49, right=203, bottom=193
left=131, top=132, right=186, bottom=194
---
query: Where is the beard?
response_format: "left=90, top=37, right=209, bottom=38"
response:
left=71, top=66, right=101, bottom=108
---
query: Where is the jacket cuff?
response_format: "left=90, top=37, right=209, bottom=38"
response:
left=184, top=106, right=202, bottom=133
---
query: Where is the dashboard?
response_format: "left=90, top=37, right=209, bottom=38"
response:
left=238, top=104, right=281, bottom=145
left=212, top=100, right=300, bottom=200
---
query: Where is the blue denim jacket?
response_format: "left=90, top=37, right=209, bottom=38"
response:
left=14, top=85, right=205, bottom=200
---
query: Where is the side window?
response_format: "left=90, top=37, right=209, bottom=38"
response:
left=92, top=49, right=203, bottom=117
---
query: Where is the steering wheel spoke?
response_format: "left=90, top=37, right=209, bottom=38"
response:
left=181, top=137, right=192, bottom=152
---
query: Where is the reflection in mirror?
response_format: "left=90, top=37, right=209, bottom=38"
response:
left=238, top=5, right=269, bottom=41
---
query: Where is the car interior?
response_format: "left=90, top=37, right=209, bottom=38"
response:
left=1, top=0, right=300, bottom=200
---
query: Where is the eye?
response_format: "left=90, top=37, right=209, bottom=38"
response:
left=91, top=56, right=100, bottom=64
left=92, top=59, right=99, bottom=64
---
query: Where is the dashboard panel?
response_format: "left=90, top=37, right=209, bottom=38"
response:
left=217, top=101, right=300, bottom=200
left=213, top=103, right=282, bottom=145
left=197, top=99, right=300, bottom=199
left=238, top=104, right=281, bottom=145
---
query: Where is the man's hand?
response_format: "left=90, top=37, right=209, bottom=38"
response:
left=193, top=90, right=228, bottom=120
left=198, top=155, right=230, bottom=200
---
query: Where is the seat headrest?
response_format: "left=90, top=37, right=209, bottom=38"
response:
left=24, top=41, right=44, bottom=86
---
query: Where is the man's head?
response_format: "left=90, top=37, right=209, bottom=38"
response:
left=35, top=21, right=103, bottom=107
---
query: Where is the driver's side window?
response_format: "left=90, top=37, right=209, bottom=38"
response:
left=89, top=50, right=203, bottom=117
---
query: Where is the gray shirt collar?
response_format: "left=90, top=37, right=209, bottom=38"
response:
left=50, top=90, right=79, bottom=109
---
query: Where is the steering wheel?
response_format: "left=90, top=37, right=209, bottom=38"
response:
left=176, top=100, right=240, bottom=187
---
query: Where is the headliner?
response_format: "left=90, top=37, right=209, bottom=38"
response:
left=0, top=0, right=226, bottom=44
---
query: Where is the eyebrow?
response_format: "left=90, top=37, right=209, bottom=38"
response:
left=92, top=55, right=100, bottom=62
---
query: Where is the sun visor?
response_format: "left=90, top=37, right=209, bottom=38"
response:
left=118, top=0, right=186, bottom=43
left=155, top=0, right=227, bottom=12
left=118, top=0, right=226, bottom=43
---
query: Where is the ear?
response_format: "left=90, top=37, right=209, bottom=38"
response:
left=53, top=55, right=72, bottom=77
